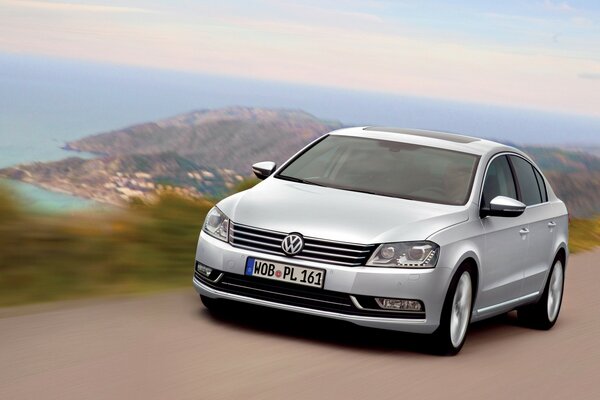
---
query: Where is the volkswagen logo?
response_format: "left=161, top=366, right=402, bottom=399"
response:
left=281, top=233, right=304, bottom=256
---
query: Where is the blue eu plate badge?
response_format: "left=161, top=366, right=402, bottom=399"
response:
left=245, top=257, right=255, bottom=276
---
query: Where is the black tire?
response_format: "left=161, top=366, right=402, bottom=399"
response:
left=518, top=257, right=564, bottom=330
left=431, top=264, right=475, bottom=356
left=200, top=295, right=224, bottom=313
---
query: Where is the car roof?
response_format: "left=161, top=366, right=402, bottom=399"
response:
left=329, top=126, right=517, bottom=157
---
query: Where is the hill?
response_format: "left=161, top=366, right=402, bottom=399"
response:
left=0, top=107, right=341, bottom=204
left=522, top=146, right=600, bottom=173
left=520, top=146, right=600, bottom=218
left=65, top=107, right=343, bottom=174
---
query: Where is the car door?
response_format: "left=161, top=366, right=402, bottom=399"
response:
left=478, top=155, right=529, bottom=314
left=508, top=155, right=555, bottom=299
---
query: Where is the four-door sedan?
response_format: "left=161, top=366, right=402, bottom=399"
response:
left=193, top=127, right=568, bottom=355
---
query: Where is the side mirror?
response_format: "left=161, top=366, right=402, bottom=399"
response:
left=480, top=196, right=526, bottom=218
left=252, top=161, right=276, bottom=180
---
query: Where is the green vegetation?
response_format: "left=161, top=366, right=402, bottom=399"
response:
left=0, top=178, right=597, bottom=308
left=0, top=186, right=213, bottom=306
left=569, top=218, right=600, bottom=254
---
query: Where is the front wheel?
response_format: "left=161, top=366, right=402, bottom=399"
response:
left=432, top=268, right=473, bottom=355
left=518, top=259, right=564, bottom=330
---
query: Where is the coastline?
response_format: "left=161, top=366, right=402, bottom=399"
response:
left=17, top=176, right=122, bottom=207
left=0, top=144, right=122, bottom=207
left=0, top=178, right=106, bottom=211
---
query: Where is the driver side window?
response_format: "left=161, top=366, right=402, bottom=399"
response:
left=482, top=155, right=517, bottom=208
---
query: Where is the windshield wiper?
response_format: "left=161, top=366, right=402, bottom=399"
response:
left=278, top=176, right=378, bottom=195
left=278, top=175, right=411, bottom=199
left=326, top=185, right=378, bottom=196
left=276, top=175, right=326, bottom=187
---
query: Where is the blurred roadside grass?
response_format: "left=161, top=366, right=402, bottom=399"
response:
left=0, top=180, right=598, bottom=307
left=0, top=183, right=222, bottom=307
left=568, top=218, right=600, bottom=253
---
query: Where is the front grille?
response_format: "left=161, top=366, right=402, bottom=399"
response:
left=229, top=222, right=377, bottom=266
left=196, top=271, right=425, bottom=319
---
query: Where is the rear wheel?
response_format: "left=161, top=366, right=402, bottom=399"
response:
left=432, top=267, right=473, bottom=355
left=518, top=259, right=564, bottom=330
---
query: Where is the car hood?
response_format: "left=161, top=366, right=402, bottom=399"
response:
left=218, top=178, right=469, bottom=244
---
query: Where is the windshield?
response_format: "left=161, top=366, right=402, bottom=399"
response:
left=276, top=135, right=480, bottom=205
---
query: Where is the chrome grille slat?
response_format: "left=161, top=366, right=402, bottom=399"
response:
left=295, top=255, right=362, bottom=266
left=231, top=230, right=283, bottom=242
left=301, top=249, right=364, bottom=260
left=303, top=237, right=372, bottom=249
left=230, top=243, right=363, bottom=266
left=229, top=243, right=285, bottom=257
left=303, top=243, right=370, bottom=253
left=229, top=222, right=376, bottom=267
left=232, top=224, right=286, bottom=238
left=231, top=236, right=282, bottom=249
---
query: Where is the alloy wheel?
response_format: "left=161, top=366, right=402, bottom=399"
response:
left=547, top=261, right=564, bottom=322
left=450, top=272, right=472, bottom=348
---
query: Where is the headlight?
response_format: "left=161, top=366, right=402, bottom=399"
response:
left=202, top=206, right=230, bottom=242
left=367, top=241, right=439, bottom=268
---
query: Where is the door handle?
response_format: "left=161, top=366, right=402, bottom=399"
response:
left=548, top=221, right=557, bottom=228
left=519, top=228, right=530, bottom=235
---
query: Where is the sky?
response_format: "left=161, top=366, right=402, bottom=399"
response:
left=0, top=0, right=599, bottom=117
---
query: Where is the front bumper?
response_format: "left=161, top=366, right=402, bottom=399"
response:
left=194, top=231, right=451, bottom=334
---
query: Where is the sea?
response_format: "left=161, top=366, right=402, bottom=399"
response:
left=1, top=52, right=599, bottom=211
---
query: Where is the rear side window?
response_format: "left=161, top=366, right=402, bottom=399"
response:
left=482, top=155, right=517, bottom=208
left=509, top=156, right=542, bottom=206
left=533, top=168, right=548, bottom=202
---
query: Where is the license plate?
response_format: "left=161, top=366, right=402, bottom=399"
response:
left=245, top=257, right=325, bottom=289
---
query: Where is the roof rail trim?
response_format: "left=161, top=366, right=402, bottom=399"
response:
left=363, top=127, right=480, bottom=144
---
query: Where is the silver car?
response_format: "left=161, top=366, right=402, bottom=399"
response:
left=193, top=127, right=568, bottom=355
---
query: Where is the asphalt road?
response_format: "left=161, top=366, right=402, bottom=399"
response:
left=1, top=249, right=599, bottom=400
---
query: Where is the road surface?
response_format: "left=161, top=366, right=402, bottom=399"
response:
left=1, top=249, right=599, bottom=400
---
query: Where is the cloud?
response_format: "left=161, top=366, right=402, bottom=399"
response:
left=1, top=0, right=599, bottom=116
left=482, top=12, right=548, bottom=25
left=0, top=0, right=154, bottom=14
left=571, top=16, right=594, bottom=27
left=578, top=73, right=600, bottom=80
left=543, top=0, right=574, bottom=12
left=263, top=0, right=384, bottom=26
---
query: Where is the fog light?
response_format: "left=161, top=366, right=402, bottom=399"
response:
left=375, top=298, right=423, bottom=312
left=195, top=262, right=213, bottom=277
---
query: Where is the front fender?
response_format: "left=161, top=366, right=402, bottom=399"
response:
left=428, top=218, right=484, bottom=308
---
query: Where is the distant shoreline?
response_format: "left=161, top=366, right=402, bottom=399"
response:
left=35, top=180, right=118, bottom=206
left=0, top=170, right=122, bottom=207
left=0, top=178, right=103, bottom=212
left=0, top=143, right=121, bottom=207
